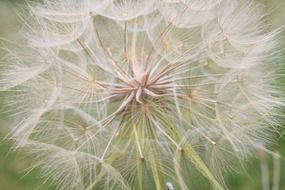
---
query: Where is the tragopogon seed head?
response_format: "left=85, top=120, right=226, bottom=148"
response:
left=0, top=0, right=284, bottom=189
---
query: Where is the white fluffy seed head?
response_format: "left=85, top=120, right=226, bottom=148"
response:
left=0, top=0, right=284, bottom=189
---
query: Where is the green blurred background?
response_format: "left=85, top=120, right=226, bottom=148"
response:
left=0, top=0, right=284, bottom=189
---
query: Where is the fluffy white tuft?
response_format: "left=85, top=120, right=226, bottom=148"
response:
left=1, top=0, right=284, bottom=189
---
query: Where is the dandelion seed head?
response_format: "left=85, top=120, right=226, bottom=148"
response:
left=0, top=0, right=284, bottom=189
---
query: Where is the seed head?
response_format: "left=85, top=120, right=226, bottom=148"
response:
left=0, top=0, right=283, bottom=190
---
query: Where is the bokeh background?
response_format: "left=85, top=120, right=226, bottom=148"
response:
left=0, top=0, right=284, bottom=189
